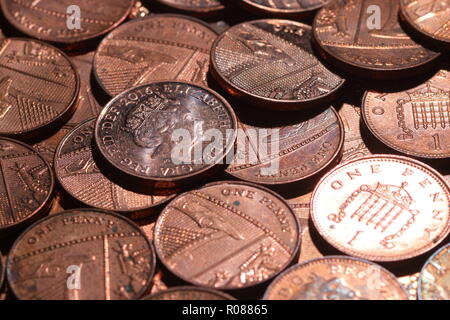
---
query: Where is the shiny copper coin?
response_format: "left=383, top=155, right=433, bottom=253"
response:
left=154, top=181, right=300, bottom=290
left=263, top=256, right=409, bottom=300
left=363, top=70, right=450, bottom=159
left=226, top=107, right=343, bottom=185
left=56, top=119, right=171, bottom=214
left=0, top=0, right=135, bottom=44
left=155, top=0, right=225, bottom=15
left=234, top=0, right=329, bottom=17
left=400, top=0, right=450, bottom=50
left=143, top=286, right=235, bottom=300
left=95, top=82, right=237, bottom=187
left=313, top=0, right=439, bottom=78
left=7, top=209, right=156, bottom=300
left=210, top=19, right=345, bottom=110
left=33, top=125, right=73, bottom=166
left=0, top=137, right=54, bottom=235
left=311, top=155, right=450, bottom=262
left=398, top=272, right=419, bottom=300
left=94, top=14, right=218, bottom=97
left=0, top=38, right=79, bottom=139
left=418, top=243, right=450, bottom=300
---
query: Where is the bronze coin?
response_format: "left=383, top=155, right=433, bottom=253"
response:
left=263, top=256, right=409, bottom=300
left=149, top=269, right=168, bottom=295
left=210, top=19, right=345, bottom=111
left=155, top=0, right=225, bottom=15
left=0, top=137, right=54, bottom=236
left=313, top=0, right=440, bottom=79
left=234, top=0, right=329, bottom=17
left=0, top=0, right=135, bottom=44
left=143, top=286, right=235, bottom=300
left=398, top=272, right=419, bottom=300
left=7, top=209, right=156, bottom=300
left=418, top=243, right=450, bottom=300
left=32, top=125, right=73, bottom=166
left=95, top=81, right=237, bottom=187
left=0, top=38, right=79, bottom=139
left=311, top=155, right=450, bottom=262
left=0, top=253, right=4, bottom=292
left=400, top=0, right=450, bottom=50
left=363, top=70, right=450, bottom=159
left=55, top=119, right=171, bottom=214
left=226, top=107, right=344, bottom=185
left=94, top=14, right=218, bottom=97
left=154, top=181, right=300, bottom=290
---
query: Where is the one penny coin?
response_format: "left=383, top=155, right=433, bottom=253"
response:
left=263, top=256, right=409, bottom=300
left=0, top=137, right=54, bottom=236
left=94, top=14, right=218, bottom=97
left=311, top=155, right=450, bottom=262
left=143, top=286, right=235, bottom=300
left=155, top=0, right=225, bottom=16
left=0, top=38, right=79, bottom=139
left=363, top=70, right=450, bottom=159
left=313, top=0, right=440, bottom=78
left=0, top=0, right=135, bottom=44
left=7, top=209, right=156, bottom=300
left=95, top=81, right=237, bottom=187
left=55, top=119, right=171, bottom=214
left=154, top=181, right=300, bottom=290
left=33, top=125, right=73, bottom=166
left=234, top=0, right=329, bottom=18
left=210, top=19, right=344, bottom=110
left=418, top=243, right=450, bottom=300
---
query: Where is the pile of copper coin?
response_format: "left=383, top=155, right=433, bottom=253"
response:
left=0, top=0, right=449, bottom=300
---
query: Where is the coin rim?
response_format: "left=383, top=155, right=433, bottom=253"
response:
left=233, top=0, right=326, bottom=15
left=142, top=285, right=236, bottom=300
left=311, top=154, right=450, bottom=262
left=154, top=0, right=225, bottom=13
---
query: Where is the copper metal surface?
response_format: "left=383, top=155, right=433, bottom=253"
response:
left=32, top=125, right=73, bottom=166
left=155, top=0, right=225, bottom=15
left=234, top=0, right=329, bottom=17
left=143, top=286, right=235, bottom=300
left=418, top=243, right=450, bottom=300
left=398, top=272, right=419, bottom=300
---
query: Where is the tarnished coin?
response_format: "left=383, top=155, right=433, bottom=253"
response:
left=210, top=19, right=344, bottom=110
left=94, top=14, right=218, bottom=97
left=418, top=243, right=450, bottom=300
left=0, top=0, right=135, bottom=44
left=0, top=38, right=79, bottom=139
left=363, top=70, right=450, bottom=159
left=143, top=286, right=235, bottom=300
left=311, top=155, right=450, bottom=262
left=95, top=82, right=237, bottom=187
left=313, top=0, right=440, bottom=78
left=155, top=0, right=225, bottom=16
left=55, top=119, right=171, bottom=214
left=400, top=0, right=450, bottom=50
left=226, top=107, right=343, bottom=185
left=234, top=0, right=329, bottom=17
left=0, top=138, right=54, bottom=236
left=398, top=272, right=419, bottom=300
left=7, top=209, right=156, bottom=300
left=154, top=181, right=300, bottom=290
left=263, top=256, right=409, bottom=300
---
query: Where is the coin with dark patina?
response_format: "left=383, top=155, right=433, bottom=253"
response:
left=234, top=0, right=329, bottom=17
left=154, top=181, right=300, bottom=290
left=226, top=107, right=343, bottom=185
left=155, top=0, right=225, bottom=16
left=7, top=209, right=156, bottom=300
left=400, top=0, right=450, bottom=50
left=210, top=19, right=344, bottom=110
left=55, top=119, right=172, bottom=214
left=363, top=70, right=450, bottom=159
left=0, top=0, right=135, bottom=44
left=94, top=14, right=218, bottom=97
left=311, top=155, right=450, bottom=262
left=313, top=0, right=440, bottom=78
left=264, top=256, right=409, bottom=300
left=0, top=138, right=54, bottom=236
left=95, top=81, right=237, bottom=187
left=143, top=286, right=235, bottom=300
left=0, top=38, right=79, bottom=139
left=418, top=243, right=450, bottom=300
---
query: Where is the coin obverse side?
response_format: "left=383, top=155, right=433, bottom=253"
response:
left=418, top=243, right=450, bottom=300
left=311, top=155, right=450, bottom=262
left=363, top=70, right=450, bottom=159
left=263, top=256, right=409, bottom=300
left=142, top=286, right=235, bottom=300
left=0, top=0, right=135, bottom=44
left=210, top=19, right=344, bottom=110
left=313, top=0, right=440, bottom=78
left=154, top=181, right=300, bottom=290
left=95, top=81, right=237, bottom=187
left=7, top=209, right=156, bottom=300
left=94, top=14, right=218, bottom=97
left=234, top=0, right=329, bottom=17
left=0, top=38, right=79, bottom=139
left=55, top=119, right=171, bottom=213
